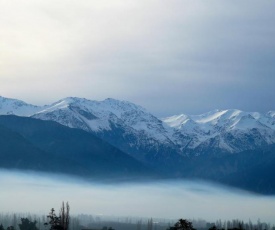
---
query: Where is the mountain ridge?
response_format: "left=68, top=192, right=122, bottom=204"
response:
left=1, top=96, right=275, bottom=194
left=163, top=109, right=275, bottom=155
left=0, top=96, right=275, bottom=159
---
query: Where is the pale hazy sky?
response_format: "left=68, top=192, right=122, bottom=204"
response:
left=1, top=1, right=275, bottom=116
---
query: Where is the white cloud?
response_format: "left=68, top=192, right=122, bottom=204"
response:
left=1, top=1, right=275, bottom=115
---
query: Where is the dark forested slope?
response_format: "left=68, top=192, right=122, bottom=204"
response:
left=0, top=115, right=153, bottom=180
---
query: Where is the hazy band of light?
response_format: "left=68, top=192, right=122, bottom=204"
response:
left=0, top=170, right=275, bottom=224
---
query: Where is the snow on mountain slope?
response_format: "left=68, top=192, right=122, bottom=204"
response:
left=0, top=96, right=41, bottom=116
left=0, top=96, right=182, bottom=165
left=163, top=109, right=275, bottom=154
left=30, top=97, right=182, bottom=163
left=164, top=109, right=275, bottom=133
left=0, top=95, right=275, bottom=157
left=33, top=97, right=173, bottom=143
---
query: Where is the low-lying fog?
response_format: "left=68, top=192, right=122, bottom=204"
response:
left=1, top=170, right=275, bottom=224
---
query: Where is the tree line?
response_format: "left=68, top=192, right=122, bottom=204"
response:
left=1, top=203, right=274, bottom=230
left=0, top=202, right=72, bottom=230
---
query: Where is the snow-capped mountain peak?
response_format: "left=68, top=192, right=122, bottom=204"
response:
left=163, top=109, right=275, bottom=154
left=29, top=97, right=173, bottom=144
left=0, top=95, right=274, bottom=157
left=0, top=96, right=41, bottom=116
left=267, top=111, right=275, bottom=118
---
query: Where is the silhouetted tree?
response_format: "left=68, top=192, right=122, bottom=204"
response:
left=168, top=219, right=196, bottom=230
left=208, top=226, right=218, bottom=230
left=44, top=202, right=70, bottom=230
left=209, top=223, right=244, bottom=230
left=0, top=224, right=5, bottom=230
left=44, top=208, right=63, bottom=230
left=19, top=218, right=38, bottom=230
left=12, top=214, right=17, bottom=230
left=147, top=218, right=153, bottom=230
left=7, top=226, right=15, bottom=230
left=136, top=220, right=142, bottom=230
left=60, top=202, right=70, bottom=230
left=238, top=223, right=244, bottom=230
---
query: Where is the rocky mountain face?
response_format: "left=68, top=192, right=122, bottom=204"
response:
left=0, top=96, right=183, bottom=169
left=163, top=109, right=275, bottom=156
left=0, top=96, right=41, bottom=116
left=0, top=96, right=274, bottom=160
left=1, top=96, right=275, bottom=193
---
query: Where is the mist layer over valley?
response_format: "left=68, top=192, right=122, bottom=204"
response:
left=1, top=170, right=275, bottom=225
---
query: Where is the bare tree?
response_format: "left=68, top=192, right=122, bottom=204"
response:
left=136, top=220, right=142, bottom=230
left=60, top=202, right=70, bottom=230
left=147, top=218, right=153, bottom=230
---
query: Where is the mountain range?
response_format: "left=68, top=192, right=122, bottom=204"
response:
left=1, top=96, right=275, bottom=157
left=0, top=95, right=275, bottom=194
